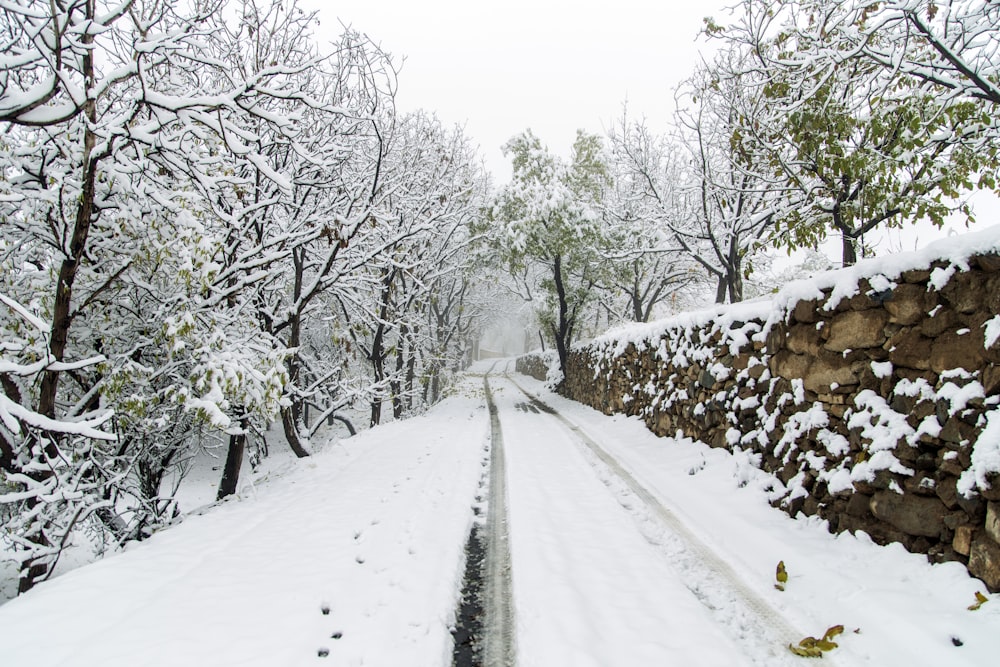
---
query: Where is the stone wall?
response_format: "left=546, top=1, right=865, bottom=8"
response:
left=515, top=350, right=557, bottom=382
left=526, top=243, right=1000, bottom=590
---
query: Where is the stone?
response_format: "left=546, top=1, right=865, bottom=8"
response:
left=802, top=495, right=821, bottom=517
left=792, top=299, right=820, bottom=324
left=987, top=502, right=1000, bottom=545
left=698, top=369, right=716, bottom=390
left=765, top=322, right=788, bottom=353
left=928, top=543, right=965, bottom=565
left=887, top=330, right=932, bottom=371
left=987, top=338, right=1000, bottom=367
left=890, top=394, right=917, bottom=415
left=786, top=324, right=823, bottom=356
left=936, top=476, right=962, bottom=510
left=901, top=268, right=932, bottom=283
left=929, top=330, right=985, bottom=374
left=903, top=475, right=938, bottom=496
left=769, top=350, right=810, bottom=381
left=827, top=403, right=849, bottom=419
left=988, top=274, right=1000, bottom=314
left=944, top=512, right=968, bottom=531
left=824, top=309, right=890, bottom=352
left=838, top=513, right=912, bottom=548
left=974, top=253, right=1000, bottom=272
left=940, top=417, right=976, bottom=445
left=919, top=306, right=958, bottom=338
left=939, top=270, right=986, bottom=314
left=939, top=455, right=965, bottom=477
left=803, top=358, right=859, bottom=394
left=846, top=492, right=873, bottom=517
left=953, top=525, right=976, bottom=556
left=982, top=474, right=1000, bottom=502
left=969, top=536, right=1000, bottom=592
left=884, top=283, right=936, bottom=325
left=731, top=353, right=753, bottom=371
left=870, top=491, right=950, bottom=538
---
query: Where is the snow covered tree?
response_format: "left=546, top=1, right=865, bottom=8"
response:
left=608, top=62, right=781, bottom=305
left=490, top=130, right=610, bottom=377
left=603, top=115, right=706, bottom=320
left=0, top=0, right=363, bottom=593
left=716, top=0, right=1000, bottom=109
left=710, top=0, right=1000, bottom=264
left=335, top=111, right=488, bottom=426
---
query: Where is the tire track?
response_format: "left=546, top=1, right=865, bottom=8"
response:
left=503, top=375, right=846, bottom=667
left=481, top=373, right=516, bottom=666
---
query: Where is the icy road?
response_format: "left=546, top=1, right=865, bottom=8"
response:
left=0, top=362, right=997, bottom=666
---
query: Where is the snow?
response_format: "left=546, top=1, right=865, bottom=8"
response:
left=495, top=378, right=749, bottom=666
left=986, top=315, right=1000, bottom=350
left=0, top=377, right=489, bottom=667
left=513, top=373, right=1000, bottom=666
left=1, top=366, right=998, bottom=665
left=958, top=410, right=1000, bottom=498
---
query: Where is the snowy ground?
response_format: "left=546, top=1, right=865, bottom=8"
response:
left=1, top=362, right=998, bottom=665
left=0, top=380, right=488, bottom=666
left=501, top=371, right=1000, bottom=666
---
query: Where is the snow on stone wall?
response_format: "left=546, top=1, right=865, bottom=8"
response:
left=520, top=227, right=1000, bottom=591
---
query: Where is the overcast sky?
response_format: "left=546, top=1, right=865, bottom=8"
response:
left=303, top=0, right=998, bottom=242
left=305, top=0, right=729, bottom=181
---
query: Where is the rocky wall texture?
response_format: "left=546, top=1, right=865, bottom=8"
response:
left=515, top=350, right=557, bottom=382
left=525, top=245, right=1000, bottom=591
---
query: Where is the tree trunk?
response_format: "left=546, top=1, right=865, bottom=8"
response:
left=370, top=326, right=385, bottom=427
left=552, top=254, right=570, bottom=377
left=217, top=416, right=249, bottom=500
left=842, top=232, right=858, bottom=266
left=277, top=248, right=310, bottom=457
left=429, top=362, right=440, bottom=404
left=715, top=273, right=728, bottom=304
left=728, top=272, right=743, bottom=303
left=281, top=405, right=311, bottom=458
left=391, top=328, right=405, bottom=419
left=21, top=29, right=102, bottom=594
left=405, top=349, right=416, bottom=411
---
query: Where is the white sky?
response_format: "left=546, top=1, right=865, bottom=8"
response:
left=304, top=0, right=998, bottom=244
left=306, top=0, right=730, bottom=182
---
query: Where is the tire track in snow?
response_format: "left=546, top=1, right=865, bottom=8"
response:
left=504, top=376, right=846, bottom=667
left=482, top=373, right=517, bottom=666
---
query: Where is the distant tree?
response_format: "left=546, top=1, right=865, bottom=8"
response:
left=490, top=130, right=610, bottom=378
left=596, top=111, right=702, bottom=321
left=334, top=111, right=487, bottom=425
left=608, top=64, right=781, bottom=304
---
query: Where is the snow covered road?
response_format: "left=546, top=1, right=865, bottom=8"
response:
left=1, top=366, right=998, bottom=665
left=492, top=375, right=753, bottom=666
left=503, top=372, right=1000, bottom=666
